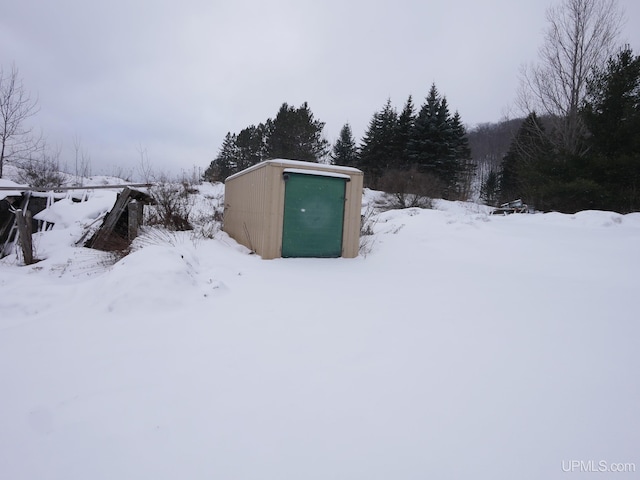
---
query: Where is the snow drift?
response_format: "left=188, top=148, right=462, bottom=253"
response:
left=1, top=184, right=638, bottom=480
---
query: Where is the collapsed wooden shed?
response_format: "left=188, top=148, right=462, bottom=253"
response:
left=1, top=184, right=152, bottom=259
left=84, top=187, right=152, bottom=250
left=0, top=186, right=85, bottom=259
left=223, top=159, right=364, bottom=259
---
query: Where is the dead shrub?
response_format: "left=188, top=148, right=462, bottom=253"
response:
left=146, top=182, right=194, bottom=231
left=190, top=193, right=224, bottom=240
left=377, top=167, right=442, bottom=209
left=16, top=152, right=65, bottom=188
left=359, top=206, right=378, bottom=257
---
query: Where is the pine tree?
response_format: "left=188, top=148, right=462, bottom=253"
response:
left=480, top=169, right=501, bottom=206
left=266, top=102, right=329, bottom=162
left=582, top=46, right=640, bottom=211
left=583, top=46, right=640, bottom=158
left=450, top=111, right=474, bottom=198
left=407, top=84, right=445, bottom=172
left=500, top=112, right=553, bottom=204
left=236, top=124, right=267, bottom=171
left=434, top=96, right=457, bottom=195
left=203, top=132, right=239, bottom=182
left=331, top=123, right=358, bottom=166
left=358, top=99, right=399, bottom=185
left=451, top=111, right=471, bottom=159
left=408, top=84, right=468, bottom=198
left=395, top=95, right=415, bottom=168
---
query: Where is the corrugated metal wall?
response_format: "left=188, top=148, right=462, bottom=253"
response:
left=342, top=171, right=364, bottom=258
left=223, top=159, right=363, bottom=259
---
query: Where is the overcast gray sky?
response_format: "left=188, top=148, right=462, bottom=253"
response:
left=2, top=0, right=639, bottom=178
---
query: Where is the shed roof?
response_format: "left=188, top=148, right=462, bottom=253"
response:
left=225, top=158, right=361, bottom=182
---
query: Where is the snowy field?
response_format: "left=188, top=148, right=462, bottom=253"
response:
left=1, top=181, right=639, bottom=480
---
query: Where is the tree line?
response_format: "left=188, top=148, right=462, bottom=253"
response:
left=341, top=85, right=473, bottom=200
left=3, top=0, right=637, bottom=213
left=204, top=0, right=639, bottom=213
left=483, top=46, right=640, bottom=213
left=203, top=102, right=329, bottom=182
left=478, top=0, right=638, bottom=214
left=204, top=84, right=473, bottom=200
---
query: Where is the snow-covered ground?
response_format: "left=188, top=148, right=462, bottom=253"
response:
left=1, top=182, right=639, bottom=480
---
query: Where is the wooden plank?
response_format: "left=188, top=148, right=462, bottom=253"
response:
left=89, top=188, right=133, bottom=250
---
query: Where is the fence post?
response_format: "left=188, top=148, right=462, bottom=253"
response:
left=128, top=200, right=142, bottom=241
left=15, top=209, right=34, bottom=265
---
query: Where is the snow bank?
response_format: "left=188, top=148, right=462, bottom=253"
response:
left=1, top=186, right=638, bottom=480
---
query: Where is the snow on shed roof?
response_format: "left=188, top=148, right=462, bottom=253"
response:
left=226, top=158, right=362, bottom=182
left=283, top=168, right=351, bottom=180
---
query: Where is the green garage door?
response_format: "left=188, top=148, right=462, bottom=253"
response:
left=282, top=172, right=347, bottom=258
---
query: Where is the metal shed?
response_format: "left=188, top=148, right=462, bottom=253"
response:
left=223, top=159, right=364, bottom=259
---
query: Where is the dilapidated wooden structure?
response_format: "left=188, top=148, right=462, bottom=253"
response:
left=84, top=187, right=152, bottom=251
left=491, top=199, right=530, bottom=215
left=0, top=188, right=82, bottom=259
left=1, top=184, right=152, bottom=260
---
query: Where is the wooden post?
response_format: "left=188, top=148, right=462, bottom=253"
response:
left=14, top=209, right=34, bottom=265
left=128, top=200, right=142, bottom=241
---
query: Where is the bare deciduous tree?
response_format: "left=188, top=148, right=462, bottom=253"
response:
left=0, top=64, right=41, bottom=178
left=137, top=144, right=153, bottom=184
left=518, top=0, right=623, bottom=156
left=73, top=134, right=92, bottom=185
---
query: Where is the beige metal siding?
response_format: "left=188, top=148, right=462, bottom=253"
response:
left=341, top=172, right=364, bottom=258
left=223, top=163, right=270, bottom=256
left=223, top=159, right=363, bottom=259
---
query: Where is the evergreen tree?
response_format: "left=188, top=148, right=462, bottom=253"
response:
left=434, top=97, right=457, bottom=195
left=583, top=46, right=640, bottom=158
left=480, top=169, right=501, bottom=206
left=408, top=85, right=447, bottom=172
left=266, top=102, right=329, bottom=162
left=450, top=111, right=474, bottom=198
left=451, top=111, right=471, bottom=161
left=236, top=124, right=267, bottom=171
left=358, top=99, right=399, bottom=185
left=407, top=84, right=470, bottom=198
left=582, top=46, right=640, bottom=211
left=203, top=132, right=238, bottom=182
left=331, top=123, right=359, bottom=166
left=394, top=95, right=415, bottom=168
left=499, top=112, right=554, bottom=204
